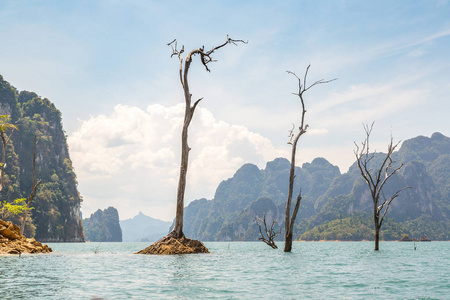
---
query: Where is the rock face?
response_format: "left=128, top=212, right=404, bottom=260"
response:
left=83, top=207, right=122, bottom=242
left=181, top=157, right=341, bottom=241
left=136, top=236, right=209, bottom=255
left=0, top=76, right=84, bottom=242
left=0, top=219, right=52, bottom=254
left=179, top=133, right=450, bottom=241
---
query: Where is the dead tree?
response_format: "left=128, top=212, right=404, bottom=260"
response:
left=167, top=36, right=247, bottom=239
left=20, top=134, right=41, bottom=234
left=354, top=123, right=410, bottom=251
left=284, top=67, right=335, bottom=252
left=255, top=213, right=281, bottom=249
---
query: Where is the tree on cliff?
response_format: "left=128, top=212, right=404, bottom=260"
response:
left=354, top=123, right=410, bottom=250
left=284, top=67, right=335, bottom=252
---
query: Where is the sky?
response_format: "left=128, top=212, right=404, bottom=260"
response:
left=0, top=0, right=449, bottom=221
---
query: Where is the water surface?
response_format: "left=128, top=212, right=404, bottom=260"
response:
left=1, top=241, right=448, bottom=299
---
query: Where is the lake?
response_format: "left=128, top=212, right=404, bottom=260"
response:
left=1, top=241, right=448, bottom=299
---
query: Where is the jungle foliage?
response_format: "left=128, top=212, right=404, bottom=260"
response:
left=0, top=75, right=84, bottom=242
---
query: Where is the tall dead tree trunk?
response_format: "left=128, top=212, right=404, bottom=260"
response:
left=167, top=36, right=246, bottom=239
left=284, top=67, right=335, bottom=252
left=354, top=123, right=411, bottom=251
left=20, top=134, right=41, bottom=234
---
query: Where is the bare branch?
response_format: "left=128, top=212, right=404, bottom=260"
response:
left=303, top=78, right=338, bottom=92
left=288, top=123, right=295, bottom=145
left=379, top=186, right=412, bottom=226
left=289, top=192, right=302, bottom=235
left=190, top=97, right=204, bottom=114
left=255, top=213, right=280, bottom=249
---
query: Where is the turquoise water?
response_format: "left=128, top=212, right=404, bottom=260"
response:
left=1, top=241, right=448, bottom=299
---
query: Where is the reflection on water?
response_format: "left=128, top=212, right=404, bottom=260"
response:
left=0, top=241, right=449, bottom=299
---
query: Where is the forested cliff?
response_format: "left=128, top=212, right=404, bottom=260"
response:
left=178, top=132, right=450, bottom=241
left=83, top=207, right=122, bottom=242
left=0, top=75, right=84, bottom=242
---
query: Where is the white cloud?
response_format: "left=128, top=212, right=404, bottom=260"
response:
left=307, top=128, right=329, bottom=136
left=68, top=104, right=288, bottom=221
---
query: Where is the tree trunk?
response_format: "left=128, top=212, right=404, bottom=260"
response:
left=374, top=228, right=380, bottom=251
left=284, top=134, right=300, bottom=252
left=284, top=232, right=293, bottom=252
left=374, top=216, right=380, bottom=251
left=171, top=103, right=193, bottom=239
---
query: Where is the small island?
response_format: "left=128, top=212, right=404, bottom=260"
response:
left=399, top=234, right=432, bottom=242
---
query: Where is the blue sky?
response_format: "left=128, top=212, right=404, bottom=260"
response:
left=1, top=1, right=449, bottom=220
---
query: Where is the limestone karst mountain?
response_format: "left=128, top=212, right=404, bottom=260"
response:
left=83, top=207, right=122, bottom=242
left=0, top=75, right=84, bottom=242
left=180, top=132, right=450, bottom=241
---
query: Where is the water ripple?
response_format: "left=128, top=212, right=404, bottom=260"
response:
left=0, top=241, right=448, bottom=299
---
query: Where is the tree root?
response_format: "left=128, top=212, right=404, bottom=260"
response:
left=136, top=235, right=209, bottom=255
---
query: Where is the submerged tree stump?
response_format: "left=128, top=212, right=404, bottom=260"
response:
left=136, top=235, right=209, bottom=255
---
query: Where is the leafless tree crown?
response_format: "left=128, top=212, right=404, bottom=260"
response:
left=354, top=122, right=411, bottom=250
left=255, top=213, right=281, bottom=249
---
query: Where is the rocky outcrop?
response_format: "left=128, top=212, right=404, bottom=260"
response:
left=0, top=219, right=52, bottom=255
left=0, top=76, right=84, bottom=242
left=83, top=207, right=122, bottom=242
left=136, top=235, right=209, bottom=255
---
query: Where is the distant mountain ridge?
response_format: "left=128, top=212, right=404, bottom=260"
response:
left=180, top=132, right=450, bottom=241
left=120, top=212, right=171, bottom=242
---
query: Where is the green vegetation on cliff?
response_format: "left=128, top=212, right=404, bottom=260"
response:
left=0, top=75, right=84, bottom=242
left=83, top=207, right=122, bottom=242
left=181, top=132, right=450, bottom=241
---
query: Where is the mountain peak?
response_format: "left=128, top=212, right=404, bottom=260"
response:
left=265, top=157, right=290, bottom=172
left=431, top=132, right=445, bottom=141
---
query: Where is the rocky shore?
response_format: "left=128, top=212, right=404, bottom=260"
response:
left=0, top=219, right=52, bottom=255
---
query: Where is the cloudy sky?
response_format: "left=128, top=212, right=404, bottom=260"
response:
left=1, top=1, right=449, bottom=221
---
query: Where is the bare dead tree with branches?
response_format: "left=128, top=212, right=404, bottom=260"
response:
left=167, top=35, right=247, bottom=240
left=354, top=123, right=411, bottom=251
left=137, top=36, right=247, bottom=255
left=255, top=213, right=281, bottom=249
left=284, top=67, right=335, bottom=252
